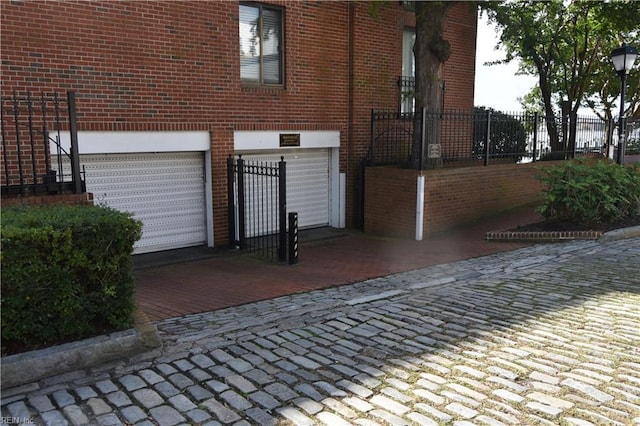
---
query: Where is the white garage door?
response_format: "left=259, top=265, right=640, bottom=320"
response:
left=241, top=149, right=330, bottom=229
left=79, top=152, right=206, bottom=254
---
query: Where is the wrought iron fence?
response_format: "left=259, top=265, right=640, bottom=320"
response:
left=227, top=155, right=289, bottom=262
left=370, top=108, right=617, bottom=169
left=1, top=91, right=84, bottom=197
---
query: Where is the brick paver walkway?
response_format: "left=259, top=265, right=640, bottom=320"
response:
left=2, top=238, right=639, bottom=425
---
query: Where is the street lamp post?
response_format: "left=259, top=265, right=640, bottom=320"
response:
left=610, top=43, right=638, bottom=164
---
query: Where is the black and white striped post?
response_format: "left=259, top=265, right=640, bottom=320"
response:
left=288, top=212, right=298, bottom=265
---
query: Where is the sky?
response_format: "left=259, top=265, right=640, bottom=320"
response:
left=473, top=14, right=538, bottom=112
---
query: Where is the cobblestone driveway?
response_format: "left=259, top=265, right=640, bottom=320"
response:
left=2, top=238, right=639, bottom=425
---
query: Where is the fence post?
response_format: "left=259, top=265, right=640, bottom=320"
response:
left=27, top=92, right=38, bottom=190
left=227, top=155, right=236, bottom=249
left=12, top=92, right=26, bottom=193
left=237, top=156, right=246, bottom=250
left=484, top=109, right=491, bottom=166
left=419, top=107, right=426, bottom=170
left=278, top=157, right=287, bottom=262
left=67, top=91, right=82, bottom=194
left=288, top=212, right=298, bottom=265
left=370, top=109, right=375, bottom=165
left=532, top=112, right=539, bottom=162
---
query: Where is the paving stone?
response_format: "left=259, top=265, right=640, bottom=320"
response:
left=413, top=388, right=445, bottom=405
left=294, top=383, right=325, bottom=401
left=95, top=413, right=121, bottom=426
left=492, top=389, right=525, bottom=403
left=343, top=396, right=374, bottom=413
left=244, top=407, right=276, bottom=425
left=406, top=411, right=439, bottom=426
left=132, top=388, right=164, bottom=409
left=119, top=375, right=146, bottom=392
left=86, top=398, right=112, bottom=416
left=191, top=354, right=216, bottom=369
left=105, top=390, right=132, bottom=407
left=167, top=372, right=194, bottom=389
left=205, top=379, right=229, bottom=393
left=201, top=397, right=241, bottom=424
left=226, top=358, right=254, bottom=374
left=248, top=391, right=280, bottom=410
left=186, top=384, right=214, bottom=401
left=317, top=411, right=353, bottom=426
left=525, top=401, right=563, bottom=418
left=52, top=390, right=75, bottom=408
left=313, top=381, right=347, bottom=398
left=370, top=394, right=410, bottom=415
left=369, top=408, right=408, bottom=426
left=40, top=410, right=69, bottom=426
left=321, top=397, right=358, bottom=419
left=173, top=358, right=196, bottom=371
left=149, top=405, right=186, bottom=426
left=168, top=394, right=197, bottom=412
left=561, top=378, right=614, bottom=403
left=7, top=401, right=32, bottom=421
left=121, top=405, right=148, bottom=423
left=293, top=397, right=324, bottom=415
left=445, top=402, right=478, bottom=419
left=336, top=379, right=374, bottom=399
left=243, top=368, right=275, bottom=386
left=186, top=408, right=212, bottom=424
left=275, top=406, right=314, bottom=426
left=526, top=392, right=574, bottom=410
left=220, top=390, right=252, bottom=411
left=154, top=381, right=180, bottom=398
left=264, top=382, right=298, bottom=401
left=74, top=386, right=98, bottom=401
left=28, top=395, right=55, bottom=412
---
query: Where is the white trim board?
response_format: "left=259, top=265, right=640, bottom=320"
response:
left=234, top=130, right=340, bottom=151
left=52, top=131, right=210, bottom=154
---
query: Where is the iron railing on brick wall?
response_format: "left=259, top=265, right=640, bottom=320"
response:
left=1, top=91, right=84, bottom=197
left=370, top=108, right=618, bottom=169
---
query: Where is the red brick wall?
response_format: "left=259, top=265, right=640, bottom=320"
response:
left=421, top=163, right=548, bottom=237
left=442, top=3, right=478, bottom=112
left=364, top=166, right=419, bottom=239
left=2, top=1, right=477, bottom=243
left=364, top=162, right=561, bottom=239
left=2, top=192, right=93, bottom=207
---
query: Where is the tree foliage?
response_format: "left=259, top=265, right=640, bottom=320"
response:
left=473, top=106, right=528, bottom=162
left=483, top=1, right=640, bottom=151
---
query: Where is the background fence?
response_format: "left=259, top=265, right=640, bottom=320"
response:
left=1, top=91, right=84, bottom=197
left=369, top=108, right=629, bottom=169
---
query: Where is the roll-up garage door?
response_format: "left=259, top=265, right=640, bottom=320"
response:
left=241, top=149, right=330, bottom=229
left=78, top=152, right=206, bottom=254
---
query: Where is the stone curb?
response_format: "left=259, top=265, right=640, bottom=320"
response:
left=597, top=225, right=640, bottom=242
left=486, top=225, right=640, bottom=243
left=0, top=308, right=161, bottom=390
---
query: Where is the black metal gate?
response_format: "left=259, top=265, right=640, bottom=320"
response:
left=227, top=155, right=295, bottom=262
left=1, top=91, right=85, bottom=197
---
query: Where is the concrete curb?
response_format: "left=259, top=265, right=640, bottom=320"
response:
left=0, top=308, right=161, bottom=390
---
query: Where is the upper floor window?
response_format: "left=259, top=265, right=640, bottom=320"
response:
left=239, top=3, right=284, bottom=85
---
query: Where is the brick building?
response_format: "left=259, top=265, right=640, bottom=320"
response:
left=1, top=1, right=477, bottom=253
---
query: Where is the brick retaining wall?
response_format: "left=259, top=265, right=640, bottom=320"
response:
left=365, top=162, right=564, bottom=239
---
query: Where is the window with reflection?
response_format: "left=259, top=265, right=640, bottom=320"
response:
left=239, top=3, right=284, bottom=85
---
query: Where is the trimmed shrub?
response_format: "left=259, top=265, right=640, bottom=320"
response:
left=1, top=204, right=142, bottom=354
left=536, top=159, right=640, bottom=225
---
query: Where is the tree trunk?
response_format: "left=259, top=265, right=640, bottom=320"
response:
left=536, top=64, right=562, bottom=156
left=412, top=1, right=453, bottom=169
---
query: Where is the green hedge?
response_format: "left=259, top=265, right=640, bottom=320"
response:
left=1, top=204, right=142, bottom=354
left=537, top=159, right=640, bottom=225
